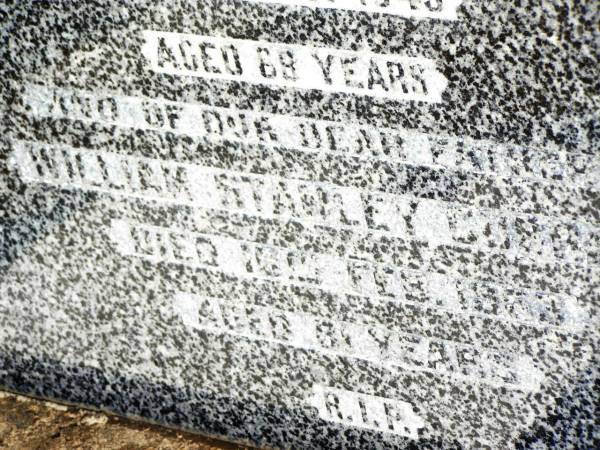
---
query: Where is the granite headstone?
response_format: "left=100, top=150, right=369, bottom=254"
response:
left=1, top=1, right=599, bottom=448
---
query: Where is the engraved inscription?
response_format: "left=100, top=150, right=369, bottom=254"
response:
left=9, top=140, right=591, bottom=329
left=308, top=385, right=426, bottom=438
left=173, top=292, right=542, bottom=391
left=25, top=84, right=598, bottom=189
left=141, top=32, right=448, bottom=102
left=243, top=0, right=464, bottom=20
left=108, top=218, right=586, bottom=330
left=10, top=140, right=595, bottom=284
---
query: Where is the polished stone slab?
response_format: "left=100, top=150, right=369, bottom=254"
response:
left=0, top=1, right=598, bottom=448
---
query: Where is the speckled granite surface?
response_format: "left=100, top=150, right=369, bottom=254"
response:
left=0, top=1, right=598, bottom=449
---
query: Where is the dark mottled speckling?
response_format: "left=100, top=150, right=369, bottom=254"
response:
left=0, top=1, right=599, bottom=449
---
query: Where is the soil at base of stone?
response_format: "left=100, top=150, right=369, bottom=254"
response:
left=0, top=391, right=252, bottom=450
